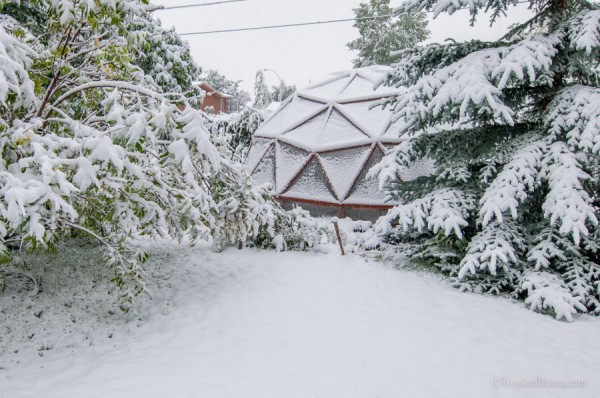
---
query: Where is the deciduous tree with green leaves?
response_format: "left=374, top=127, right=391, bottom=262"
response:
left=347, top=0, right=429, bottom=67
left=0, top=0, right=280, bottom=309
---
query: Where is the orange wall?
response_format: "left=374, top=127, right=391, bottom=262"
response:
left=200, top=94, right=228, bottom=114
left=199, top=83, right=229, bottom=114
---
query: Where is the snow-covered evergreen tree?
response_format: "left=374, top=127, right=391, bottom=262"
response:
left=372, top=0, right=600, bottom=320
left=253, top=70, right=271, bottom=109
left=347, top=0, right=429, bottom=67
left=0, top=0, right=280, bottom=309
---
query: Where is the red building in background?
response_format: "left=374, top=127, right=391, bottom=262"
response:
left=197, top=82, right=233, bottom=115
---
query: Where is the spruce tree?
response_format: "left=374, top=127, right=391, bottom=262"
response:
left=347, top=0, right=429, bottom=67
left=373, top=0, right=600, bottom=320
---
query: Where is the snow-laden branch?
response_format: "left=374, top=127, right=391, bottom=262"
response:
left=569, top=9, right=600, bottom=55
left=50, top=80, right=164, bottom=111
left=521, top=271, right=587, bottom=322
left=375, top=188, right=475, bottom=239
left=546, top=85, right=600, bottom=153
left=542, top=141, right=598, bottom=245
left=391, top=33, right=560, bottom=133
left=459, top=220, right=524, bottom=278
left=479, top=136, right=546, bottom=225
left=0, top=24, right=37, bottom=108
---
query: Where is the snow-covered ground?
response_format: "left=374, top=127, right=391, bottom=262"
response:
left=1, top=241, right=599, bottom=398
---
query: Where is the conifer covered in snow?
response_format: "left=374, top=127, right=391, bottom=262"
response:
left=0, top=0, right=281, bottom=308
left=373, top=0, right=600, bottom=320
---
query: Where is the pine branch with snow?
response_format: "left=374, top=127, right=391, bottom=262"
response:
left=458, top=220, right=526, bottom=280
left=521, top=271, right=587, bottom=321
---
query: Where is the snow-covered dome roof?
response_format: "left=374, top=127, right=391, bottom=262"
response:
left=246, top=66, right=408, bottom=217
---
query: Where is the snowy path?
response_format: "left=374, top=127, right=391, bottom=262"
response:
left=2, top=245, right=599, bottom=398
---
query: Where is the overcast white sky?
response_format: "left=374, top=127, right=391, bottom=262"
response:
left=152, top=0, right=532, bottom=93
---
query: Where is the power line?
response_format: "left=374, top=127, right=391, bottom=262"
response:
left=180, top=14, right=395, bottom=36
left=153, top=0, right=247, bottom=11
left=176, top=0, right=531, bottom=36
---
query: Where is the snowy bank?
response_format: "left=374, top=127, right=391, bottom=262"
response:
left=1, top=241, right=599, bottom=398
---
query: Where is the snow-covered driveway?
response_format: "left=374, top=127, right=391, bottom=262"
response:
left=2, top=244, right=599, bottom=397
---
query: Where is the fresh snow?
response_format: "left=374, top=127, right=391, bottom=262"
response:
left=1, top=240, right=599, bottom=398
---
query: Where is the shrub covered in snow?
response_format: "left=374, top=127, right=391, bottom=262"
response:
left=0, top=0, right=287, bottom=309
left=371, top=0, right=600, bottom=320
left=248, top=204, right=335, bottom=252
left=205, top=106, right=266, bottom=161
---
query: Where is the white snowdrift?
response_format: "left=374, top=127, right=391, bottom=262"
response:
left=1, top=241, right=598, bottom=398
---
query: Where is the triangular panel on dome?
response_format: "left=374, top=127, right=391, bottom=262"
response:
left=298, top=75, right=351, bottom=103
left=345, top=147, right=389, bottom=205
left=281, top=157, right=338, bottom=203
left=318, top=109, right=371, bottom=150
left=355, top=67, right=401, bottom=97
left=245, top=138, right=273, bottom=173
left=318, top=145, right=372, bottom=201
left=279, top=110, right=328, bottom=151
left=255, top=96, right=326, bottom=138
left=275, top=142, right=310, bottom=194
left=282, top=109, right=371, bottom=152
left=337, top=74, right=399, bottom=103
left=335, top=101, right=392, bottom=138
left=336, top=76, right=376, bottom=101
left=251, top=145, right=275, bottom=187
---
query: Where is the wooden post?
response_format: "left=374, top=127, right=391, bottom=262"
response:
left=333, top=221, right=345, bottom=256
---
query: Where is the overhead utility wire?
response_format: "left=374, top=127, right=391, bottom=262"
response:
left=176, top=0, right=530, bottom=36
left=180, top=14, right=395, bottom=36
left=153, top=0, right=247, bottom=11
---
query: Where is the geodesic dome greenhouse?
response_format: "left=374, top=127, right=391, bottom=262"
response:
left=245, top=66, right=407, bottom=220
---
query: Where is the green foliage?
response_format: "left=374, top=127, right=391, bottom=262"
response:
left=0, top=0, right=285, bottom=310
left=249, top=206, right=333, bottom=252
left=206, top=106, right=265, bottom=160
left=347, top=0, right=429, bottom=67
